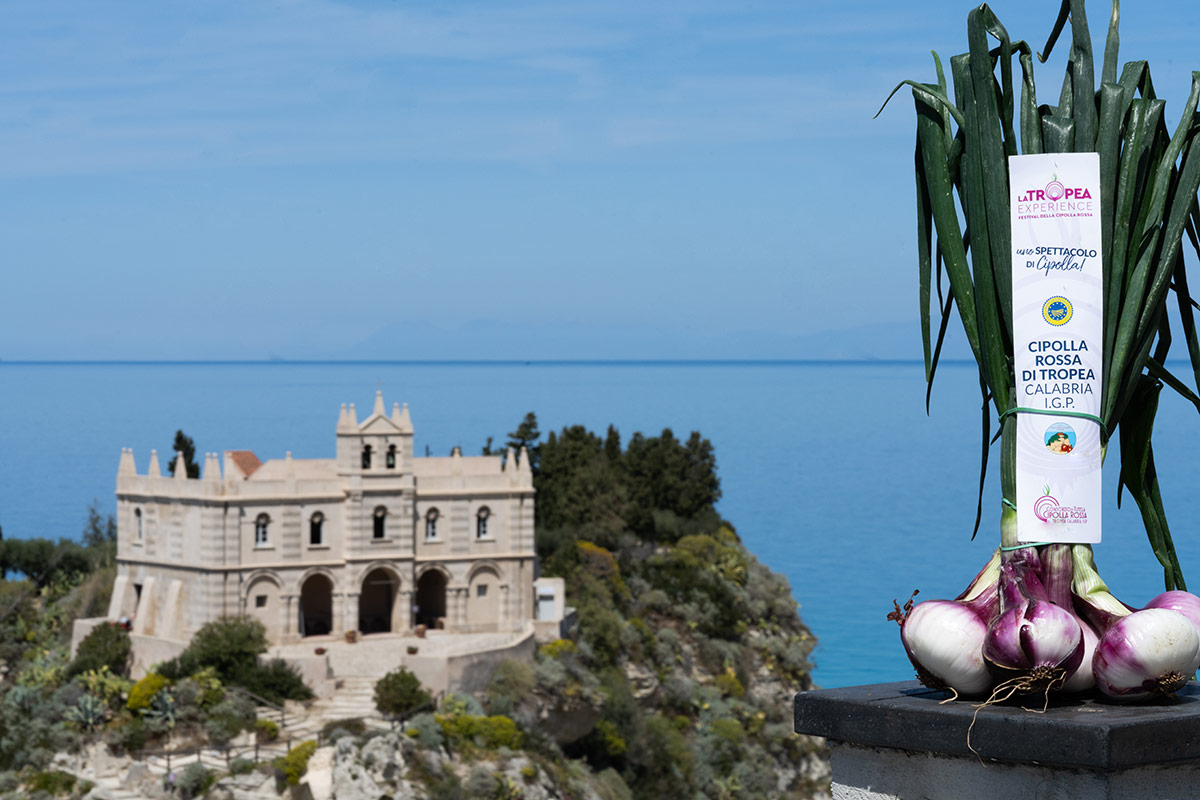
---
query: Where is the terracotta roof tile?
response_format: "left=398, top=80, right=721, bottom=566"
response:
left=228, top=450, right=262, bottom=478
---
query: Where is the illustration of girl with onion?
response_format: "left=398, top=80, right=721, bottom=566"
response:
left=1046, top=431, right=1073, bottom=454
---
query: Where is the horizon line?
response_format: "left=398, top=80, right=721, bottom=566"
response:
left=0, top=357, right=958, bottom=367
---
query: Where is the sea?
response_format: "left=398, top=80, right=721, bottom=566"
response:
left=3, top=360, right=1200, bottom=690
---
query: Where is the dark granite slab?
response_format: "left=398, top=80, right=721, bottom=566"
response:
left=794, top=680, right=1200, bottom=770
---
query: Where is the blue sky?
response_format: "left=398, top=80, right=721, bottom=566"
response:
left=3, top=0, right=1199, bottom=359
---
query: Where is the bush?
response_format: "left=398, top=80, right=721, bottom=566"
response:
left=173, top=617, right=267, bottom=682
left=236, top=659, right=313, bottom=704
left=404, top=712, right=445, bottom=750
left=104, top=715, right=147, bottom=754
left=63, top=693, right=109, bottom=732
left=25, top=770, right=76, bottom=796
left=595, top=719, right=628, bottom=757
left=229, top=757, right=256, bottom=776
left=254, top=719, right=279, bottom=742
left=438, top=714, right=522, bottom=750
left=203, top=693, right=256, bottom=746
left=714, top=667, right=745, bottom=699
left=709, top=717, right=745, bottom=746
left=173, top=763, right=214, bottom=800
left=185, top=666, right=224, bottom=708
left=76, top=666, right=133, bottom=709
left=319, top=717, right=366, bottom=743
left=374, top=668, right=431, bottom=719
left=274, top=740, right=318, bottom=786
left=487, top=659, right=536, bottom=715
left=538, top=639, right=577, bottom=659
left=127, top=673, right=167, bottom=712
left=68, top=623, right=130, bottom=678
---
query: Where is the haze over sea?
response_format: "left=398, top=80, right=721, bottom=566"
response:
left=4, top=360, right=1200, bottom=689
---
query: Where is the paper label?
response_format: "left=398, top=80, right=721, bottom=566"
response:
left=1009, top=153, right=1103, bottom=544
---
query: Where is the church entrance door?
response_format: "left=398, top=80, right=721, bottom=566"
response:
left=299, top=574, right=333, bottom=637
left=359, top=568, right=398, bottom=634
left=415, top=570, right=447, bottom=629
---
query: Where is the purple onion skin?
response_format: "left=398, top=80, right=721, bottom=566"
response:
left=984, top=599, right=1083, bottom=678
left=900, top=600, right=993, bottom=696
left=1144, top=591, right=1200, bottom=634
left=1093, top=608, right=1200, bottom=701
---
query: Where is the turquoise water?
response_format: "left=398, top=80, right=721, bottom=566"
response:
left=3, top=361, right=1200, bottom=688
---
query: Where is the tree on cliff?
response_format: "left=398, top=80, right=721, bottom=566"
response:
left=168, top=429, right=200, bottom=478
left=506, top=412, right=542, bottom=474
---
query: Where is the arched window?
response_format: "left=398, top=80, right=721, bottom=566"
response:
left=310, top=512, right=324, bottom=546
left=361, top=444, right=373, bottom=469
left=425, top=508, right=439, bottom=541
left=255, top=514, right=270, bottom=547
left=373, top=506, right=387, bottom=540
left=135, top=508, right=143, bottom=541
left=476, top=507, right=491, bottom=539
left=386, top=444, right=396, bottom=469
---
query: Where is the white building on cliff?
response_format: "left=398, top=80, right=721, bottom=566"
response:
left=106, top=392, right=538, bottom=653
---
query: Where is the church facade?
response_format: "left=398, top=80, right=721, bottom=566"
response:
left=108, top=392, right=537, bottom=646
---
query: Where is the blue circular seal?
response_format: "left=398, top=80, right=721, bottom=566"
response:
left=1043, top=296, right=1073, bottom=326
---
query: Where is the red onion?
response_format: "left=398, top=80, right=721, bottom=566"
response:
left=899, top=599, right=994, bottom=697
left=1144, top=590, right=1200, bottom=634
left=889, top=552, right=1000, bottom=697
left=984, top=599, right=1083, bottom=690
left=1093, top=608, right=1200, bottom=701
left=1061, top=615, right=1099, bottom=693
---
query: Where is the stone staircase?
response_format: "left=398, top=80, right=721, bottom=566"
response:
left=74, top=680, right=389, bottom=799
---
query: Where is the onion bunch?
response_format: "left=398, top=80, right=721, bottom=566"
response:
left=893, top=544, right=1200, bottom=703
left=883, top=0, right=1200, bottom=705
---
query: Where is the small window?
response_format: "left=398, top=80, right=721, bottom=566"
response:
left=476, top=584, right=488, bottom=598
left=373, top=506, right=387, bottom=540
left=386, top=444, right=396, bottom=469
left=255, top=595, right=268, bottom=608
left=425, top=508, right=439, bottom=541
left=135, top=508, right=143, bottom=541
left=310, top=512, right=324, bottom=546
left=476, top=507, right=490, bottom=539
left=255, top=514, right=270, bottom=547
left=361, top=444, right=373, bottom=469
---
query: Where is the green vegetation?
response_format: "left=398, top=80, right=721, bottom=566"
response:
left=172, top=762, right=214, bottom=799
left=167, top=429, right=200, bottom=479
left=126, top=672, right=167, bottom=711
left=274, top=739, right=317, bottom=786
left=156, top=616, right=313, bottom=704
left=67, top=622, right=130, bottom=678
left=476, top=414, right=822, bottom=799
left=884, top=2, right=1200, bottom=584
left=374, top=666, right=432, bottom=722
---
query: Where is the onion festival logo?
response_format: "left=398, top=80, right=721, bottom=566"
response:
left=1043, top=296, right=1073, bottom=326
left=1014, top=173, right=1092, bottom=203
left=1033, top=484, right=1088, bottom=524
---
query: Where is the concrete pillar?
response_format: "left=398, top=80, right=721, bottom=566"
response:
left=344, top=592, right=360, bottom=635
left=332, top=592, right=346, bottom=635
left=281, top=594, right=296, bottom=643
left=795, top=680, right=1200, bottom=800
left=396, top=589, right=412, bottom=632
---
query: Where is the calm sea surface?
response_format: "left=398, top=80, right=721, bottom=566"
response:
left=3, top=361, right=1200, bottom=689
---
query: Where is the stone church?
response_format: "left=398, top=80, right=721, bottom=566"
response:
left=107, top=392, right=537, bottom=647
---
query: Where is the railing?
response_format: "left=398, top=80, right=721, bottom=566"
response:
left=227, top=685, right=288, bottom=731
left=131, top=737, right=296, bottom=775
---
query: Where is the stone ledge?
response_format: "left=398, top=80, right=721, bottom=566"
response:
left=794, top=680, right=1200, bottom=770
